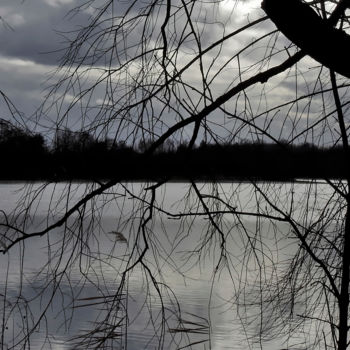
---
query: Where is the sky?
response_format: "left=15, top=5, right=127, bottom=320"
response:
left=0, top=0, right=340, bottom=145
left=0, top=0, right=93, bottom=126
left=0, top=1, right=264, bottom=117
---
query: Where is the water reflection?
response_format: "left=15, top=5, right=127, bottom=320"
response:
left=0, top=181, right=333, bottom=349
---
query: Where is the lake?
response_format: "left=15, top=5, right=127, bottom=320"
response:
left=0, top=181, right=339, bottom=349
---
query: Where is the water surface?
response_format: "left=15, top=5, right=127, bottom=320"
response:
left=0, top=181, right=333, bottom=349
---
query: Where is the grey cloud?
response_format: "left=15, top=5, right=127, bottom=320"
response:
left=0, top=56, right=52, bottom=121
left=0, top=0, right=90, bottom=66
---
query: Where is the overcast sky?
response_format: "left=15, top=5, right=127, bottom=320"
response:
left=0, top=0, right=334, bottom=144
left=0, top=1, right=266, bottom=113
left=0, top=0, right=91, bottom=124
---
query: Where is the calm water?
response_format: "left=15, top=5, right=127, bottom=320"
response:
left=0, top=181, right=335, bottom=349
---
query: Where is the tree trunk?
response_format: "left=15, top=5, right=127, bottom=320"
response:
left=338, top=198, right=350, bottom=350
left=261, top=0, right=350, bottom=79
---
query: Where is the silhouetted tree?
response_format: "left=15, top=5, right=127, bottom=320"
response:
left=0, top=120, right=47, bottom=178
left=1, top=1, right=350, bottom=350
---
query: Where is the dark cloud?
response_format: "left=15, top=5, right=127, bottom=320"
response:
left=0, top=0, right=93, bottom=119
left=0, top=0, right=90, bottom=65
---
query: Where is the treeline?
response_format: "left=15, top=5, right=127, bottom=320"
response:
left=0, top=120, right=349, bottom=180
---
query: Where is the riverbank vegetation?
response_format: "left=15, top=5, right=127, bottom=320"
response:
left=0, top=120, right=348, bottom=180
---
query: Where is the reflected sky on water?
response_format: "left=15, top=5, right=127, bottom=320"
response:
left=0, top=181, right=335, bottom=349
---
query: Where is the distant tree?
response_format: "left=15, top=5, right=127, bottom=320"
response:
left=53, top=128, right=97, bottom=153
left=0, top=120, right=46, bottom=155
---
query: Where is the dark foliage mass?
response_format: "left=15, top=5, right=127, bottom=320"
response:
left=0, top=119, right=47, bottom=179
left=0, top=120, right=348, bottom=180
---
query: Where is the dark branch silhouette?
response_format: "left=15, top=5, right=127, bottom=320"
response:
left=262, top=0, right=350, bottom=78
left=2, top=1, right=350, bottom=349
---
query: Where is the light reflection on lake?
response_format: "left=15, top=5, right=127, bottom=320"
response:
left=0, top=181, right=333, bottom=349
